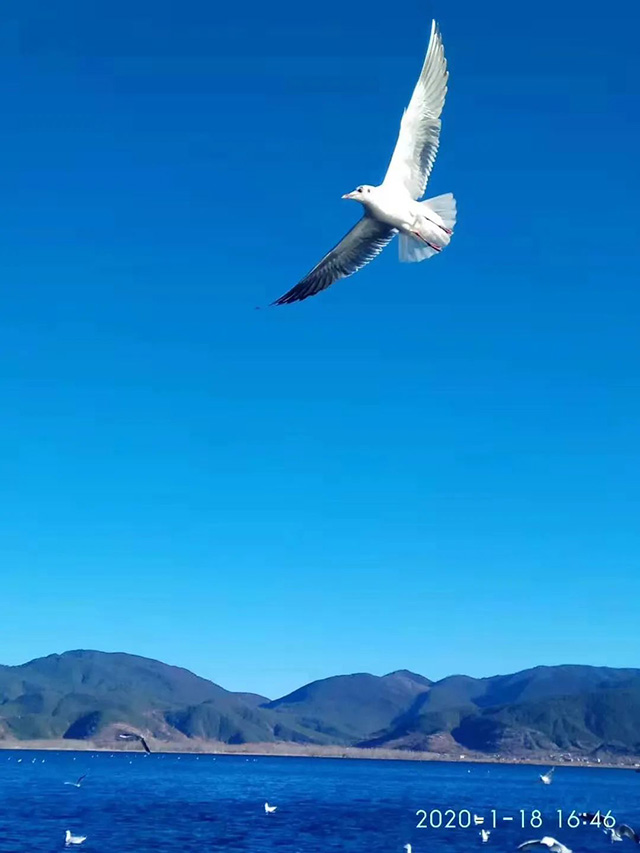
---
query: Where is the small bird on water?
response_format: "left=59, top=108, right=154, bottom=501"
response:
left=65, top=830, right=87, bottom=846
left=272, top=19, right=456, bottom=305
left=264, top=802, right=277, bottom=813
left=539, top=767, right=555, bottom=785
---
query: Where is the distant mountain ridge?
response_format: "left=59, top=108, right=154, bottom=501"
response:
left=1, top=651, right=639, bottom=758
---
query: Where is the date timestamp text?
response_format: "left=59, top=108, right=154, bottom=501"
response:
left=415, top=810, right=616, bottom=830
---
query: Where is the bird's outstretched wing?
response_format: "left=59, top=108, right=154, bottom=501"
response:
left=381, top=20, right=448, bottom=200
left=118, top=732, right=151, bottom=753
left=518, top=842, right=544, bottom=850
left=272, top=216, right=396, bottom=305
left=618, top=825, right=640, bottom=843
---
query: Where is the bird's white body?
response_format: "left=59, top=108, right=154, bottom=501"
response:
left=362, top=186, right=422, bottom=230
left=481, top=830, right=491, bottom=843
left=264, top=802, right=277, bottom=813
left=358, top=186, right=454, bottom=254
left=65, top=830, right=87, bottom=846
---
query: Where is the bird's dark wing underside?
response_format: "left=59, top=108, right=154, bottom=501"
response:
left=272, top=216, right=397, bottom=305
left=118, top=731, right=151, bottom=753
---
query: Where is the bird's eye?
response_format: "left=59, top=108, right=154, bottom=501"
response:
left=357, top=187, right=363, bottom=193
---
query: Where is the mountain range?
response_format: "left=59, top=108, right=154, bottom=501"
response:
left=2, top=650, right=640, bottom=758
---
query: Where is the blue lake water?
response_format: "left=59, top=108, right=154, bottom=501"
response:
left=1, top=751, right=639, bottom=853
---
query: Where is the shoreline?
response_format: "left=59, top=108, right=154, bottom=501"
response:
left=1, top=739, right=638, bottom=771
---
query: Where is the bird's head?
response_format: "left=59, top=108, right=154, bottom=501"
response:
left=342, top=185, right=375, bottom=203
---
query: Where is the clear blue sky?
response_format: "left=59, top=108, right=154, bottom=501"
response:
left=1, top=0, right=639, bottom=699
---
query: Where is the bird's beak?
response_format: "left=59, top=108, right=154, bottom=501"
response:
left=341, top=192, right=358, bottom=200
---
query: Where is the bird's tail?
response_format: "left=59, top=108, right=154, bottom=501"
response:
left=398, top=192, right=457, bottom=263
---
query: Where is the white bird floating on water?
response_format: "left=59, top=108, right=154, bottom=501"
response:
left=518, top=838, right=571, bottom=853
left=481, top=830, right=492, bottom=843
left=264, top=802, right=278, bottom=813
left=65, top=830, right=87, bottom=846
left=539, top=767, right=555, bottom=785
left=271, top=19, right=455, bottom=306
left=64, top=774, right=87, bottom=788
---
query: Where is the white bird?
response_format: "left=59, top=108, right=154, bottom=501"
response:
left=64, top=774, right=87, bottom=788
left=65, top=830, right=87, bottom=846
left=404, top=845, right=412, bottom=853
left=518, top=838, right=571, bottom=853
left=481, top=830, right=492, bottom=843
left=539, top=767, right=555, bottom=785
left=264, top=802, right=278, bottom=813
left=272, top=19, right=455, bottom=305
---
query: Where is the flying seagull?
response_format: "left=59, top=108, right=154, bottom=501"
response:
left=608, top=830, right=626, bottom=844
left=610, top=827, right=640, bottom=845
left=481, top=831, right=492, bottom=843
left=118, top=732, right=151, bottom=753
left=65, top=830, right=87, bottom=846
left=264, top=802, right=277, bottom=813
left=518, top=838, right=571, bottom=853
left=580, top=816, right=640, bottom=845
left=539, top=767, right=555, bottom=785
left=64, top=774, right=87, bottom=788
left=271, top=19, right=455, bottom=306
